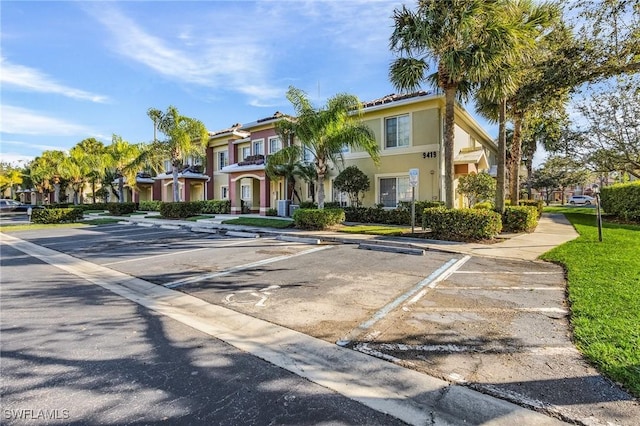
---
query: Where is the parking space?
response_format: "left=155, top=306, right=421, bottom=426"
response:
left=7, top=222, right=637, bottom=425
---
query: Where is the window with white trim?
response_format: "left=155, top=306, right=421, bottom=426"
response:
left=241, top=184, right=251, bottom=200
left=332, top=181, right=349, bottom=207
left=220, top=186, right=228, bottom=199
left=379, top=176, right=411, bottom=208
left=268, top=137, right=282, bottom=154
left=164, top=160, right=172, bottom=173
left=218, top=151, right=228, bottom=169
left=385, top=115, right=410, bottom=148
left=241, top=146, right=251, bottom=160
left=253, top=139, right=264, bottom=156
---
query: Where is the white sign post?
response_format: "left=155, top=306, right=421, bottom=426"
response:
left=409, top=169, right=419, bottom=233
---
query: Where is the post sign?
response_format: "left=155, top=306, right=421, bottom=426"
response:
left=409, top=168, right=419, bottom=187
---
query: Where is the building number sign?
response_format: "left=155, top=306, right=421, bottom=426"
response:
left=423, top=151, right=437, bottom=159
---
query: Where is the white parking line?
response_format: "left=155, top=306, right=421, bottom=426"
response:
left=101, top=239, right=258, bottom=266
left=164, top=245, right=334, bottom=289
left=336, top=256, right=470, bottom=347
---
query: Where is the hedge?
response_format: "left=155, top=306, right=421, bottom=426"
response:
left=107, top=202, right=138, bottom=216
left=159, top=202, right=202, bottom=219
left=422, top=207, right=502, bottom=241
left=502, top=206, right=538, bottom=233
left=31, top=208, right=84, bottom=224
left=194, top=200, right=231, bottom=214
left=518, top=199, right=544, bottom=218
left=293, top=208, right=345, bottom=230
left=343, top=201, right=444, bottom=226
left=600, top=182, right=640, bottom=222
left=139, top=200, right=162, bottom=211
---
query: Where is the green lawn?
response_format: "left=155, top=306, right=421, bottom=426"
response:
left=540, top=209, right=640, bottom=396
left=0, top=218, right=121, bottom=232
left=338, top=224, right=412, bottom=236
left=222, top=217, right=294, bottom=229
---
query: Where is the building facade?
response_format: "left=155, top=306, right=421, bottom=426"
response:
left=203, top=91, right=497, bottom=215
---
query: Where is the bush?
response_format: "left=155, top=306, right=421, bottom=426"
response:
left=600, top=182, right=640, bottom=222
left=107, top=202, right=137, bottom=216
left=160, top=202, right=201, bottom=219
left=343, top=206, right=410, bottom=225
left=139, top=200, right=162, bottom=211
left=299, top=201, right=317, bottom=209
left=266, top=208, right=278, bottom=216
left=293, top=208, right=345, bottom=230
left=518, top=199, right=544, bottom=218
left=196, top=200, right=231, bottom=214
left=473, top=201, right=493, bottom=210
left=422, top=207, right=502, bottom=241
left=502, top=206, right=538, bottom=233
left=31, top=208, right=84, bottom=224
left=323, top=201, right=342, bottom=209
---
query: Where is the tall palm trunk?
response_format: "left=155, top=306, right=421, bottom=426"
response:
left=496, top=98, right=507, bottom=213
left=510, top=113, right=524, bottom=205
left=172, top=164, right=180, bottom=202
left=316, top=159, right=327, bottom=209
left=118, top=175, right=124, bottom=203
left=443, top=84, right=457, bottom=209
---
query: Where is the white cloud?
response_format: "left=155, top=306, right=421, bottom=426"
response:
left=0, top=57, right=109, bottom=103
left=0, top=152, right=35, bottom=166
left=1, top=105, right=95, bottom=136
left=85, top=4, right=285, bottom=106
left=1, top=140, right=65, bottom=152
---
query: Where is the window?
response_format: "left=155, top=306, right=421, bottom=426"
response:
left=332, top=182, right=349, bottom=207
left=187, top=156, right=202, bottom=165
left=164, top=160, right=172, bottom=173
left=218, top=151, right=228, bottom=169
left=379, top=176, right=411, bottom=208
left=241, top=184, right=251, bottom=200
left=253, top=139, right=264, bottom=156
left=220, top=186, right=228, bottom=199
left=385, top=115, right=410, bottom=148
left=269, top=137, right=282, bottom=154
left=302, top=147, right=314, bottom=163
left=241, top=146, right=251, bottom=160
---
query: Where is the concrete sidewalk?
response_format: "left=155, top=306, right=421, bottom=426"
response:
left=113, top=212, right=579, bottom=261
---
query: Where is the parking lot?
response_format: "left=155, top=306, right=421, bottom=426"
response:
left=6, top=222, right=638, bottom=425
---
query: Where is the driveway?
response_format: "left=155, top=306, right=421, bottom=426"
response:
left=3, top=222, right=638, bottom=425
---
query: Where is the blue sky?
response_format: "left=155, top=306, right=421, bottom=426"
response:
left=1, top=0, right=500, bottom=166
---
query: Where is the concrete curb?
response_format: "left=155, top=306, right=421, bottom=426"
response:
left=359, top=243, right=425, bottom=256
left=225, top=230, right=260, bottom=238
left=276, top=235, right=322, bottom=245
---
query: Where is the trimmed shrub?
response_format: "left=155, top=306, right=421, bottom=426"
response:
left=600, top=182, right=640, bottom=222
left=299, top=201, right=317, bottom=209
left=160, top=202, right=201, bottom=219
left=323, top=201, right=342, bottom=209
left=107, top=202, right=137, bottom=216
left=139, top=200, right=162, bottom=211
left=473, top=201, right=493, bottom=210
left=343, top=206, right=410, bottom=225
left=293, top=208, right=345, bottom=230
left=31, top=208, right=84, bottom=224
left=266, top=208, right=278, bottom=216
left=422, top=207, right=502, bottom=241
left=196, top=199, right=231, bottom=214
left=502, top=206, right=538, bottom=233
left=518, top=199, right=544, bottom=218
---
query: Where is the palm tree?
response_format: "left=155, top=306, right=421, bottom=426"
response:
left=0, top=163, right=23, bottom=199
left=264, top=146, right=304, bottom=203
left=30, top=150, right=66, bottom=203
left=389, top=0, right=527, bottom=208
left=146, top=106, right=208, bottom=202
left=59, top=146, right=91, bottom=205
left=74, top=138, right=107, bottom=203
left=275, top=86, right=379, bottom=209
left=105, top=135, right=142, bottom=203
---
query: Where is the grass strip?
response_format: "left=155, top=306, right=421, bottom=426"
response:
left=338, top=224, right=411, bottom=236
left=0, top=218, right=121, bottom=232
left=222, top=217, right=294, bottom=229
left=540, top=212, right=640, bottom=396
